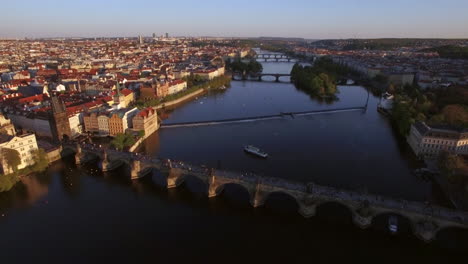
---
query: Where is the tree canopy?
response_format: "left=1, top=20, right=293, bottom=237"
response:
left=290, top=61, right=338, bottom=97
left=3, top=148, right=21, bottom=172
left=225, top=58, right=263, bottom=75
left=111, top=133, right=136, bottom=150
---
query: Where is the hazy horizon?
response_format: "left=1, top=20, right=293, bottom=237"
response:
left=2, top=0, right=468, bottom=39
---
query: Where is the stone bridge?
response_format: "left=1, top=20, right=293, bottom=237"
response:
left=255, top=54, right=294, bottom=62
left=232, top=72, right=291, bottom=82
left=62, top=144, right=468, bottom=242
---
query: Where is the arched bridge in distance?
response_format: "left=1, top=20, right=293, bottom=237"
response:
left=62, top=143, right=468, bottom=243
left=232, top=72, right=292, bottom=82
left=255, top=53, right=295, bottom=62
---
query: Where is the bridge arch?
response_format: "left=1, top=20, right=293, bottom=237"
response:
left=213, top=182, right=254, bottom=206
left=315, top=201, right=355, bottom=224
left=178, top=173, right=209, bottom=194
left=261, top=191, right=301, bottom=213
left=108, top=157, right=132, bottom=166
left=61, top=145, right=77, bottom=157
left=434, top=226, right=468, bottom=248
left=371, top=211, right=415, bottom=235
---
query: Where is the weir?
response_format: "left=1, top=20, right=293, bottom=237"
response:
left=160, top=107, right=366, bottom=129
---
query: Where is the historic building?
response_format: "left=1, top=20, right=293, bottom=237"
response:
left=108, top=108, right=139, bottom=136
left=132, top=107, right=159, bottom=136
left=407, top=121, right=468, bottom=158
left=97, top=113, right=110, bottom=136
left=0, top=133, right=38, bottom=174
left=83, top=112, right=99, bottom=134
left=50, top=96, right=72, bottom=142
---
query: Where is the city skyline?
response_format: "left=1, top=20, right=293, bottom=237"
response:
left=2, top=0, right=468, bottom=39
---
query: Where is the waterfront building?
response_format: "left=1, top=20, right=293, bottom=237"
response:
left=108, top=108, right=139, bottom=136
left=83, top=112, right=99, bottom=134
left=407, top=121, right=468, bottom=158
left=68, top=112, right=83, bottom=138
left=132, top=107, right=159, bottom=136
left=0, top=133, right=38, bottom=174
left=156, top=83, right=169, bottom=98
left=167, top=80, right=187, bottom=95
left=193, top=67, right=225, bottom=80
left=97, top=113, right=110, bottom=136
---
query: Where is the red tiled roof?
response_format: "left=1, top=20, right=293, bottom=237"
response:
left=19, top=94, right=48, bottom=103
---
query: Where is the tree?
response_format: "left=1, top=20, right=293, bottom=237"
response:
left=3, top=148, right=21, bottom=173
left=442, top=104, right=468, bottom=127
left=387, top=83, right=396, bottom=94
left=111, top=133, right=136, bottom=150
left=438, top=151, right=468, bottom=184
left=31, top=148, right=49, bottom=172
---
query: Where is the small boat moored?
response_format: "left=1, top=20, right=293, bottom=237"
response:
left=244, top=145, right=268, bottom=158
left=389, top=216, right=398, bottom=234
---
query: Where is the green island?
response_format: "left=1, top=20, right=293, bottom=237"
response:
left=0, top=148, right=49, bottom=192
left=225, top=58, right=263, bottom=75
left=290, top=57, right=355, bottom=100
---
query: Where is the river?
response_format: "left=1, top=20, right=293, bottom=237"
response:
left=0, top=50, right=467, bottom=263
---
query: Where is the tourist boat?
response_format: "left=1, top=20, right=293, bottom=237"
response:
left=244, top=145, right=268, bottom=158
left=389, top=216, right=398, bottom=234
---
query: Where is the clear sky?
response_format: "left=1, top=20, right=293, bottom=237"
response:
left=1, top=0, right=468, bottom=39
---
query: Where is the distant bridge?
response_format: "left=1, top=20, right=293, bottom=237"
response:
left=61, top=143, right=468, bottom=243
left=232, top=72, right=291, bottom=82
left=255, top=53, right=295, bottom=62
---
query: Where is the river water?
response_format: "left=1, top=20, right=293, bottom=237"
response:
left=1, top=51, right=467, bottom=263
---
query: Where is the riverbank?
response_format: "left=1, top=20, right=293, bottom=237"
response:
left=0, top=148, right=49, bottom=192
left=154, top=88, right=206, bottom=110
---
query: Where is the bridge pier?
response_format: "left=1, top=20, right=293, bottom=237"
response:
left=167, top=167, right=184, bottom=188
left=298, top=204, right=317, bottom=218
left=130, top=159, right=147, bottom=180
left=101, top=151, right=111, bottom=172
left=275, top=75, right=280, bottom=82
left=414, top=220, right=438, bottom=243
left=74, top=144, right=85, bottom=165
left=250, top=183, right=266, bottom=208
left=352, top=214, right=373, bottom=229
